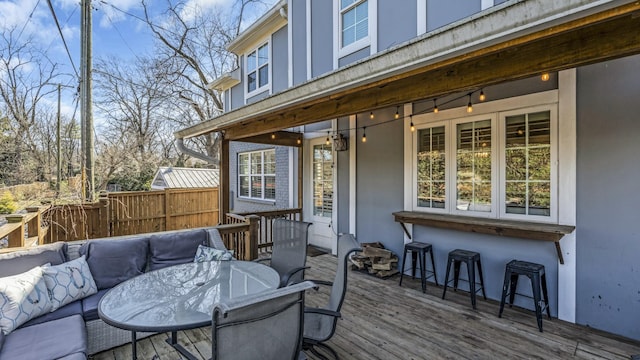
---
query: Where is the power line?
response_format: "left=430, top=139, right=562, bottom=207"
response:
left=16, top=0, right=42, bottom=43
left=46, top=0, right=79, bottom=77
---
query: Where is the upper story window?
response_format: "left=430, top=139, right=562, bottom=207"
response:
left=238, top=149, right=276, bottom=201
left=246, top=42, right=269, bottom=95
left=341, top=0, right=368, bottom=48
left=410, top=94, right=558, bottom=223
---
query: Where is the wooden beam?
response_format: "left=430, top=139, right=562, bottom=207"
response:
left=221, top=138, right=230, bottom=223
left=239, top=131, right=303, bottom=147
left=224, top=6, right=640, bottom=140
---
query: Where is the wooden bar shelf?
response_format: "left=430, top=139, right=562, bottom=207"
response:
left=392, top=211, right=575, bottom=264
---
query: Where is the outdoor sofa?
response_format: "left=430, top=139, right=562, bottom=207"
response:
left=0, top=226, right=230, bottom=360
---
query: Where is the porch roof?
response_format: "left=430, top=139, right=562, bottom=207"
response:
left=174, top=0, right=640, bottom=142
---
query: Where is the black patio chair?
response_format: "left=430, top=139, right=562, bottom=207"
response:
left=256, top=219, right=312, bottom=287
left=303, top=233, right=362, bottom=360
left=211, top=281, right=316, bottom=360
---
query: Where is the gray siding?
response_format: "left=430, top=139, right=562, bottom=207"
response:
left=575, top=54, right=640, bottom=340
left=378, top=0, right=417, bottom=52
left=231, top=83, right=243, bottom=110
left=355, top=108, right=405, bottom=258
left=229, top=142, right=290, bottom=213
left=292, top=0, right=307, bottom=85
left=246, top=90, right=269, bottom=104
left=272, top=25, right=288, bottom=94
left=224, top=90, right=230, bottom=112
left=311, top=0, right=333, bottom=78
left=427, top=0, right=481, bottom=32
left=339, top=46, right=370, bottom=68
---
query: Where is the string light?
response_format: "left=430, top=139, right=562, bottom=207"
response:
left=541, top=73, right=550, bottom=81
left=479, top=89, right=486, bottom=102
left=370, top=111, right=374, bottom=119
left=410, top=115, right=415, bottom=132
left=433, top=99, right=439, bottom=113
left=271, top=133, right=276, bottom=140
left=467, top=94, right=473, bottom=113
left=297, top=137, right=302, bottom=145
left=395, top=106, right=400, bottom=119
left=325, top=131, right=331, bottom=145
left=362, top=127, right=367, bottom=143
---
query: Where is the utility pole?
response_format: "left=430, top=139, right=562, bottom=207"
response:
left=80, top=0, right=94, bottom=201
left=56, top=84, right=61, bottom=193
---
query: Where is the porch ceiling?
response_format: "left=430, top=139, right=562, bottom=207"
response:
left=174, top=0, right=640, bottom=142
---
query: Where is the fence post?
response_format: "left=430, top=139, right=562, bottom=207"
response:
left=246, top=215, right=260, bottom=260
left=98, top=191, right=110, bottom=237
left=6, top=214, right=25, bottom=248
left=25, top=207, right=42, bottom=245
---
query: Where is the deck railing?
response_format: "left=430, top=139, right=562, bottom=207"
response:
left=225, top=208, right=302, bottom=254
left=0, top=206, right=49, bottom=251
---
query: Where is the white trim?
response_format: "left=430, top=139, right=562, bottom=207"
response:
left=349, top=115, right=357, bottom=235
left=334, top=0, right=377, bottom=66
left=288, top=146, right=295, bottom=208
left=227, top=0, right=287, bottom=54
left=287, top=0, right=293, bottom=88
left=557, top=68, right=577, bottom=322
left=481, top=0, right=494, bottom=10
left=306, top=0, right=312, bottom=80
left=417, top=0, right=427, bottom=35
left=244, top=40, right=271, bottom=102
left=403, top=103, right=413, bottom=243
left=237, top=149, right=277, bottom=202
left=331, top=119, right=338, bottom=250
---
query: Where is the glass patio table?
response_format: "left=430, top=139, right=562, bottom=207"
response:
left=98, top=260, right=280, bottom=360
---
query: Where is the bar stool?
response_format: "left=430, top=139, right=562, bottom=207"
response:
left=441, top=249, right=486, bottom=309
left=399, top=242, right=438, bottom=293
left=498, top=260, right=551, bottom=332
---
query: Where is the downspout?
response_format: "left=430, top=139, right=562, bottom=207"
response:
left=175, top=137, right=217, bottom=165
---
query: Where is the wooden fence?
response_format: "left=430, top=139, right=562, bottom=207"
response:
left=44, top=188, right=219, bottom=243
left=226, top=208, right=302, bottom=254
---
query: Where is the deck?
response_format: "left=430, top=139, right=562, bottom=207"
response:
left=93, top=253, right=640, bottom=360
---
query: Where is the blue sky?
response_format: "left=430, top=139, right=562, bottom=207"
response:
left=0, top=0, right=277, bottom=119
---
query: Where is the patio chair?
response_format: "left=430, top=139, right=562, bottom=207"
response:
left=303, top=233, right=362, bottom=360
left=211, top=280, right=316, bottom=360
left=256, top=219, right=312, bottom=287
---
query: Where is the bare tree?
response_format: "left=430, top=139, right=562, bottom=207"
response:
left=141, top=0, right=268, bottom=165
left=0, top=27, right=62, bottom=185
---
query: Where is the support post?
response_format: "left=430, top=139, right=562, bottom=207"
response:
left=6, top=215, right=25, bottom=248
left=26, top=207, right=42, bottom=245
left=297, top=144, right=303, bottom=221
left=98, top=191, right=110, bottom=237
left=221, top=137, right=230, bottom=223
left=246, top=215, right=260, bottom=260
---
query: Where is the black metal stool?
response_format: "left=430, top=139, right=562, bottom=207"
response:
left=441, top=249, right=486, bottom=309
left=399, top=242, right=438, bottom=293
left=498, top=260, right=551, bottom=332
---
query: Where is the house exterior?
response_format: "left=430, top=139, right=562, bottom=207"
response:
left=150, top=167, right=219, bottom=190
left=176, top=0, right=640, bottom=341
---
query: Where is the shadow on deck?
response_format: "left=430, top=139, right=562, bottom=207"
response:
left=92, top=254, right=640, bottom=360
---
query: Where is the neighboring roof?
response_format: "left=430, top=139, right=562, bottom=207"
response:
left=175, top=0, right=640, bottom=141
left=151, top=167, right=219, bottom=190
left=227, top=0, right=287, bottom=55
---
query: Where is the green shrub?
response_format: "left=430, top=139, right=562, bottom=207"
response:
left=0, top=191, right=17, bottom=214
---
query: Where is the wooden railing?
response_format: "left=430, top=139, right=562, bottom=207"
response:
left=217, top=216, right=260, bottom=260
left=0, top=206, right=49, bottom=250
left=225, top=208, right=302, bottom=254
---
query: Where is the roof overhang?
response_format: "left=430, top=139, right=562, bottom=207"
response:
left=227, top=0, right=287, bottom=55
left=175, top=0, right=640, bottom=141
left=208, top=68, right=241, bottom=91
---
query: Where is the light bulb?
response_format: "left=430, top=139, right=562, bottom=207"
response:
left=296, top=137, right=301, bottom=145
left=467, top=95, right=473, bottom=113
left=369, top=112, right=374, bottom=119
left=362, top=128, right=367, bottom=143
left=541, top=73, right=550, bottom=81
left=410, top=122, right=415, bottom=132
left=271, top=133, right=276, bottom=140
left=479, top=90, right=486, bottom=102
left=433, top=99, right=438, bottom=113
left=325, top=131, right=330, bottom=145
left=395, top=107, right=400, bottom=119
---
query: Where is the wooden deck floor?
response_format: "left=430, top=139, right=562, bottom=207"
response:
left=93, top=254, right=640, bottom=360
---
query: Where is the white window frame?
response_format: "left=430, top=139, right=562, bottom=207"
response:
left=244, top=40, right=270, bottom=98
left=238, top=149, right=276, bottom=202
left=333, top=0, right=377, bottom=67
left=408, top=90, right=560, bottom=223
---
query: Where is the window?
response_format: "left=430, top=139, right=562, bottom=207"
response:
left=340, top=0, right=368, bottom=48
left=313, top=143, right=333, bottom=217
left=238, top=149, right=275, bottom=201
left=246, top=43, right=269, bottom=94
left=411, top=98, right=557, bottom=222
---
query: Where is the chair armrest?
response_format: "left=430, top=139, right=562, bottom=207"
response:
left=280, top=266, right=310, bottom=287
left=304, top=307, right=341, bottom=318
left=254, top=257, right=271, bottom=264
left=304, top=279, right=333, bottom=287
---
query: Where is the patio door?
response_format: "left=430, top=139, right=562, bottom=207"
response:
left=304, top=137, right=337, bottom=254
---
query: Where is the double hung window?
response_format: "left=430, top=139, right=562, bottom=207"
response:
left=412, top=98, right=557, bottom=222
left=238, top=149, right=276, bottom=201
left=246, top=43, right=269, bottom=94
left=340, top=0, right=368, bottom=48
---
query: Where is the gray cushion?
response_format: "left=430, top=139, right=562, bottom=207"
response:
left=81, top=288, right=109, bottom=321
left=0, top=314, right=87, bottom=360
left=148, top=229, right=207, bottom=271
left=0, top=242, right=67, bottom=277
left=20, top=300, right=83, bottom=328
left=80, top=236, right=149, bottom=289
